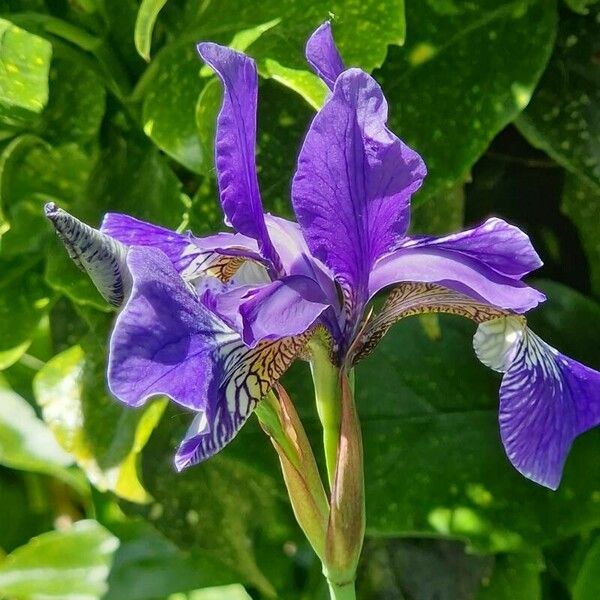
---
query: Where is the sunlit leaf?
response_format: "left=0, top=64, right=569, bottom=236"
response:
left=0, top=520, right=119, bottom=599
left=134, top=0, right=169, bottom=61
left=0, top=18, right=52, bottom=127
left=0, top=375, right=73, bottom=475
left=33, top=342, right=166, bottom=504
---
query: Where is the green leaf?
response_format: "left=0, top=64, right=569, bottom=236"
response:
left=573, top=536, right=600, bottom=600
left=0, top=520, right=119, bottom=599
left=563, top=0, right=599, bottom=16
left=0, top=376, right=73, bottom=475
left=45, top=250, right=113, bottom=313
left=378, top=0, right=557, bottom=201
left=105, top=521, right=238, bottom=600
left=0, top=18, right=52, bottom=126
left=139, top=19, right=279, bottom=174
left=41, top=134, right=183, bottom=309
left=262, top=59, right=327, bottom=110
left=476, top=552, right=543, bottom=600
left=33, top=342, right=166, bottom=504
left=6, top=13, right=131, bottom=100
left=180, top=0, right=406, bottom=73
left=186, top=585, right=252, bottom=599
left=280, top=280, right=600, bottom=551
left=85, top=133, right=183, bottom=229
left=0, top=135, right=42, bottom=239
left=0, top=262, right=50, bottom=370
left=140, top=43, right=206, bottom=172
left=410, top=184, right=465, bottom=235
left=37, top=56, right=106, bottom=145
left=140, top=0, right=405, bottom=173
left=134, top=0, right=169, bottom=61
left=0, top=137, right=92, bottom=254
left=130, top=409, right=297, bottom=597
left=357, top=538, right=493, bottom=599
left=561, top=174, right=600, bottom=298
left=516, top=5, right=600, bottom=193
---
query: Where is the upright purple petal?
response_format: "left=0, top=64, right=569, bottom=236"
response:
left=305, top=22, right=345, bottom=89
left=292, top=68, right=426, bottom=324
left=196, top=42, right=281, bottom=272
left=369, top=247, right=545, bottom=313
left=474, top=317, right=600, bottom=489
left=239, top=275, right=331, bottom=346
left=401, top=218, right=543, bottom=279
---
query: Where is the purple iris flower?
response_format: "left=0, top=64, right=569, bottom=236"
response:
left=45, top=23, right=600, bottom=490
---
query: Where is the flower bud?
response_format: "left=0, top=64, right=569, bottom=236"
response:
left=323, top=375, right=365, bottom=586
left=255, top=386, right=329, bottom=560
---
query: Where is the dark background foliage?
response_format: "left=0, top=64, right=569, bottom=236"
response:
left=0, top=0, right=599, bottom=598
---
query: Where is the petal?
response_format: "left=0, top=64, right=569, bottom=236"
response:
left=266, top=214, right=339, bottom=308
left=108, top=246, right=308, bottom=468
left=369, top=246, right=545, bottom=314
left=45, top=203, right=130, bottom=306
left=197, top=42, right=281, bottom=272
left=351, top=282, right=509, bottom=364
left=101, top=212, right=203, bottom=276
left=239, top=275, right=331, bottom=346
left=107, top=246, right=238, bottom=412
left=174, top=331, right=311, bottom=470
left=401, top=218, right=543, bottom=279
left=305, top=22, right=345, bottom=89
left=474, top=317, right=600, bottom=489
left=102, top=212, right=264, bottom=283
left=292, top=68, right=426, bottom=319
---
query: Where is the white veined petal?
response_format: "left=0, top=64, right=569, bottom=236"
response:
left=473, top=316, right=526, bottom=373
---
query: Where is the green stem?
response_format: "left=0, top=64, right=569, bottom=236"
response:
left=308, top=338, right=341, bottom=489
left=327, top=579, right=356, bottom=600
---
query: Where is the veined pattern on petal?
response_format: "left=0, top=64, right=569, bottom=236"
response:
left=351, top=282, right=509, bottom=363
left=45, top=203, right=129, bottom=306
left=175, top=332, right=311, bottom=470
left=203, top=254, right=246, bottom=282
left=474, top=316, right=600, bottom=489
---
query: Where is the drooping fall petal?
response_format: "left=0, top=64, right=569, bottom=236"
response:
left=474, top=317, right=600, bottom=489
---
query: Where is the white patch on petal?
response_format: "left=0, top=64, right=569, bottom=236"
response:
left=184, top=412, right=209, bottom=438
left=473, top=316, right=526, bottom=372
left=230, top=260, right=269, bottom=286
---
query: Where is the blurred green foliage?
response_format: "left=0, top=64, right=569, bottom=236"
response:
left=0, top=0, right=599, bottom=598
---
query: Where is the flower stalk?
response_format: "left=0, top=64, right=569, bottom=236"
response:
left=308, top=336, right=342, bottom=489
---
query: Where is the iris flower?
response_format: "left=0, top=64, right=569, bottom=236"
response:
left=46, top=23, right=600, bottom=491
